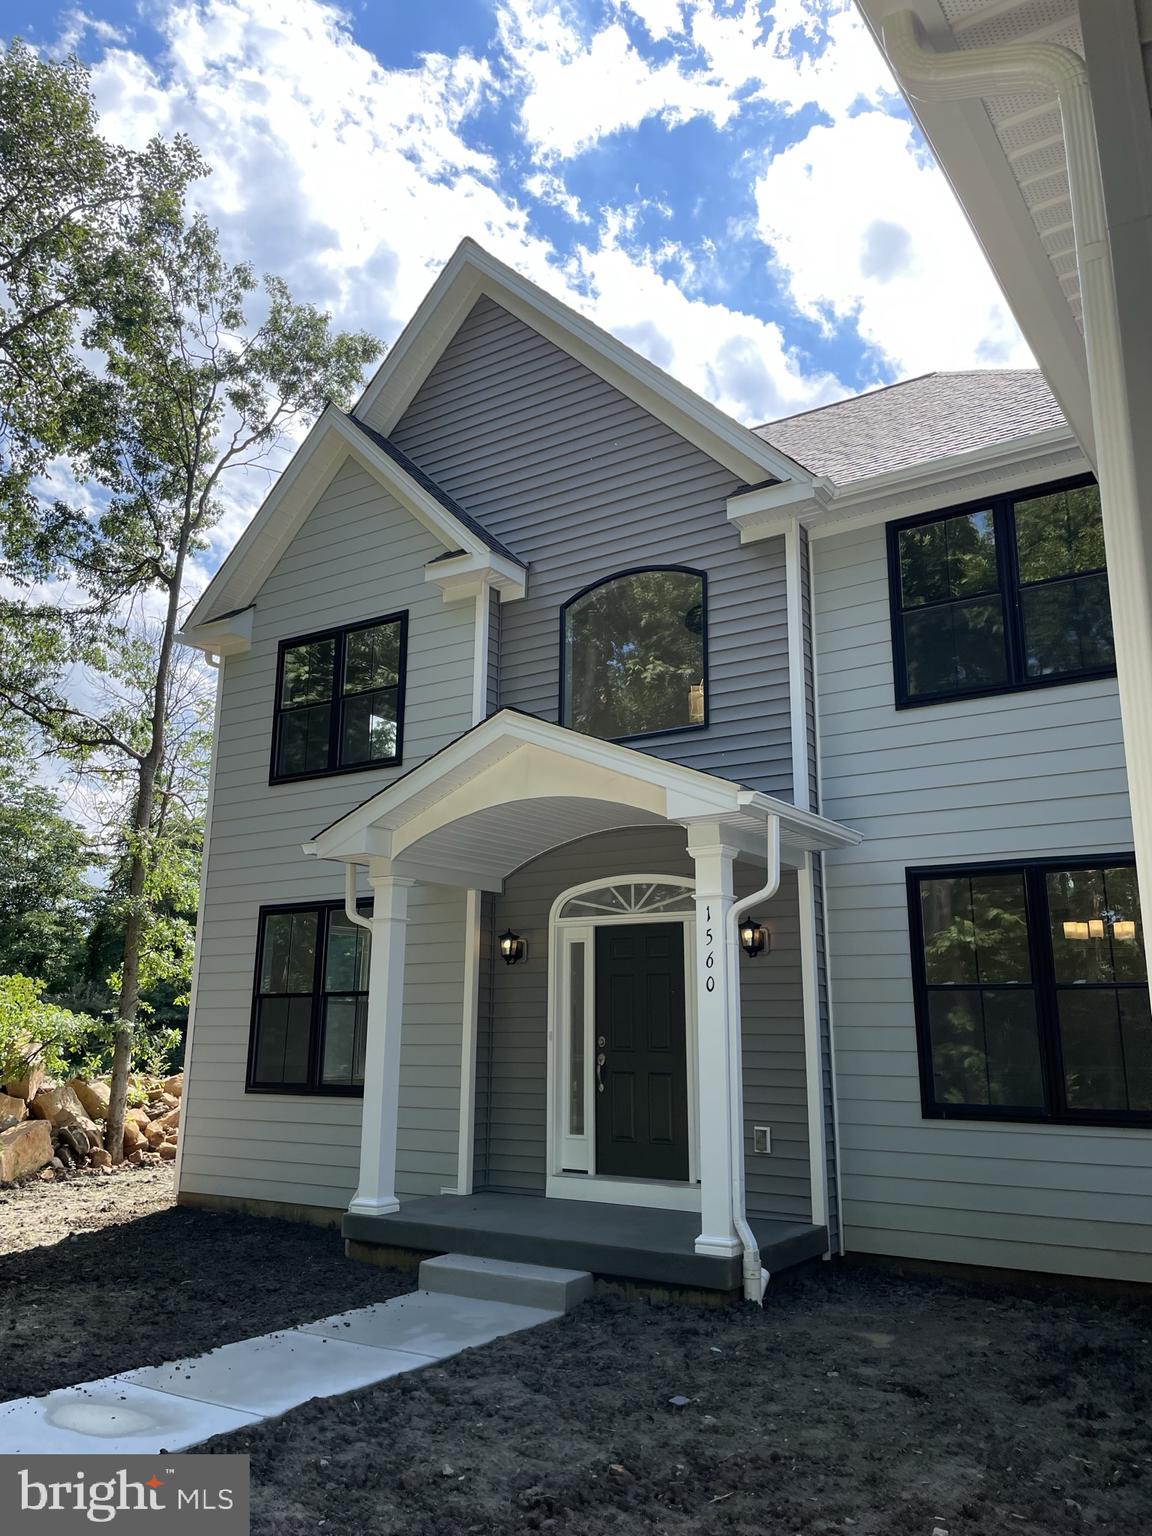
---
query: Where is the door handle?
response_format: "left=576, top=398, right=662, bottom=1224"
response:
left=596, top=1052, right=606, bottom=1093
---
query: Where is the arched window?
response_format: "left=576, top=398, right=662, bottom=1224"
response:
left=560, top=567, right=707, bottom=741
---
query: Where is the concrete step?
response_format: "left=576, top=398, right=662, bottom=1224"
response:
left=419, top=1252, right=593, bottom=1312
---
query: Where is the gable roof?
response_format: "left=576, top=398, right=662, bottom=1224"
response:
left=181, top=404, right=526, bottom=642
left=344, top=415, right=519, bottom=564
left=356, top=238, right=813, bottom=490
left=754, top=370, right=1068, bottom=486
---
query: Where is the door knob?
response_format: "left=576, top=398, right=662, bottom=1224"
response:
left=596, top=1052, right=606, bottom=1093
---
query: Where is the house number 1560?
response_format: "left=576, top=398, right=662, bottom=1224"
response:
left=704, top=904, right=716, bottom=992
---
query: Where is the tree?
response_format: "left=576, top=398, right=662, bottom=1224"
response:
left=0, top=747, right=95, bottom=994
left=0, top=50, right=382, bottom=1158
left=0, top=40, right=202, bottom=550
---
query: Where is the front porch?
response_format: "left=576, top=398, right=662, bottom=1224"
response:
left=344, top=1193, right=828, bottom=1292
left=305, top=710, right=859, bottom=1299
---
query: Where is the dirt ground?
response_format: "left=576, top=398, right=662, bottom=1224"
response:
left=0, top=1167, right=413, bottom=1401
left=201, top=1262, right=1152, bottom=1536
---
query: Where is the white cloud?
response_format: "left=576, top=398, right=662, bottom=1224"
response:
left=753, top=109, right=1031, bottom=374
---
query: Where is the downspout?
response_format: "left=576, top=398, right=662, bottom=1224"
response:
left=881, top=12, right=1152, bottom=983
left=725, top=814, right=781, bottom=1303
left=345, top=863, right=373, bottom=933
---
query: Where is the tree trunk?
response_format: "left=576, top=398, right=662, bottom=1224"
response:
left=104, top=519, right=192, bottom=1163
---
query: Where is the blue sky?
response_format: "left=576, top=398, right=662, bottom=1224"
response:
left=11, top=0, right=1030, bottom=571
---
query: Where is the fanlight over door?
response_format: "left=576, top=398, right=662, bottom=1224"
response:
left=558, top=881, right=695, bottom=921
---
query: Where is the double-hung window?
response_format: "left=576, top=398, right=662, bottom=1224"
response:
left=908, top=857, right=1151, bottom=1126
left=248, top=902, right=370, bottom=1095
left=888, top=478, right=1115, bottom=707
left=271, top=613, right=407, bottom=782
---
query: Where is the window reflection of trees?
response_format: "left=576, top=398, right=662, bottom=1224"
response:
left=563, top=569, right=706, bottom=740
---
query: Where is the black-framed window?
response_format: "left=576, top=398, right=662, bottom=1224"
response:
left=908, top=856, right=1151, bottom=1127
left=247, top=902, right=370, bottom=1095
left=271, top=613, right=407, bottom=782
left=560, top=566, right=708, bottom=742
left=888, top=477, right=1115, bottom=707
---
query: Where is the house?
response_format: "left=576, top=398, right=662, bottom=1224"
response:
left=175, top=239, right=1150, bottom=1296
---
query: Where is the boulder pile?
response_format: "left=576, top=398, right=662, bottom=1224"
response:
left=0, top=1070, right=183, bottom=1183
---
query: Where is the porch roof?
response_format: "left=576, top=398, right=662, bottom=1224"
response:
left=303, top=709, right=860, bottom=890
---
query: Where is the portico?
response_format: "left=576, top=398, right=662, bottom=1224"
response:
left=303, top=709, right=859, bottom=1292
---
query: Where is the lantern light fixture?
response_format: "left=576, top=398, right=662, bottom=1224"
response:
left=739, top=916, right=768, bottom=959
left=499, top=928, right=526, bottom=966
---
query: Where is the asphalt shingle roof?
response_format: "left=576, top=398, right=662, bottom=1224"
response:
left=346, top=414, right=524, bottom=567
left=754, top=370, right=1067, bottom=486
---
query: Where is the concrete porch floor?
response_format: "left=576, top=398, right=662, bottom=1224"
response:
left=343, top=1193, right=828, bottom=1292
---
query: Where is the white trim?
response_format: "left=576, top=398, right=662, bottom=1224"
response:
left=545, top=874, right=701, bottom=1211
left=172, top=656, right=224, bottom=1198
left=443, top=887, right=482, bottom=1197
left=853, top=0, right=1096, bottom=458
left=356, top=239, right=812, bottom=489
left=182, top=405, right=526, bottom=637
left=424, top=552, right=526, bottom=605
left=783, top=524, right=811, bottom=815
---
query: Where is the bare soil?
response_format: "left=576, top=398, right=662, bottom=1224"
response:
left=201, top=1262, right=1152, bottom=1536
left=0, top=1167, right=413, bottom=1402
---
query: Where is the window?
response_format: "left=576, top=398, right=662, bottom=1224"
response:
left=248, top=902, right=371, bottom=1094
left=908, top=857, right=1151, bottom=1126
left=561, top=567, right=707, bottom=741
left=888, top=478, right=1115, bottom=706
left=271, top=613, right=407, bottom=781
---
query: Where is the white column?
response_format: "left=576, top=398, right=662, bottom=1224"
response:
left=445, top=887, right=482, bottom=1196
left=348, top=868, right=415, bottom=1217
left=686, top=824, right=740, bottom=1258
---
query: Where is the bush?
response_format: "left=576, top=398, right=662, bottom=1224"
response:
left=0, top=973, right=99, bottom=1088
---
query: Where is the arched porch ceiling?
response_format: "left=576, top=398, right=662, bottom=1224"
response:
left=303, top=710, right=860, bottom=890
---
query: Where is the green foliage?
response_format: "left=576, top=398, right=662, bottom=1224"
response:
left=566, top=569, right=706, bottom=739
left=0, top=973, right=97, bottom=1087
left=0, top=729, right=97, bottom=993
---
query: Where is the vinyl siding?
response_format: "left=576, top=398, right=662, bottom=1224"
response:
left=388, top=295, right=794, bottom=796
left=472, top=825, right=815, bottom=1221
left=181, top=458, right=476, bottom=1210
left=813, top=518, right=1151, bottom=1283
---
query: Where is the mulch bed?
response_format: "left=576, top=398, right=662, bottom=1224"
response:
left=0, top=1167, right=413, bottom=1401
left=201, top=1261, right=1152, bottom=1536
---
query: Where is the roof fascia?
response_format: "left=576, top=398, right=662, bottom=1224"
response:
left=182, top=405, right=524, bottom=637
left=177, top=604, right=254, bottom=657
left=357, top=239, right=814, bottom=489
left=854, top=0, right=1095, bottom=461
left=424, top=549, right=527, bottom=604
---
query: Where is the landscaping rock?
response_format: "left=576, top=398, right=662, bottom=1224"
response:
left=122, top=1120, right=146, bottom=1154
left=126, top=1108, right=151, bottom=1128
left=0, top=1120, right=54, bottom=1183
left=126, top=1148, right=145, bottom=1166
left=156, top=1107, right=180, bottom=1133
left=0, top=1091, right=27, bottom=1132
left=88, top=1148, right=112, bottom=1169
left=4, top=1052, right=46, bottom=1103
left=157, top=1140, right=178, bottom=1160
left=71, top=1078, right=111, bottom=1121
left=143, top=1120, right=166, bottom=1148
left=30, top=1083, right=99, bottom=1138
left=162, top=1073, right=184, bottom=1098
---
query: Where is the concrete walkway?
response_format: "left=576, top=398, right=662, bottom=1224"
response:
left=0, top=1269, right=573, bottom=1455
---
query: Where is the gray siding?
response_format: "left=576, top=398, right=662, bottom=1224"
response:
left=182, top=458, right=477, bottom=1210
left=814, top=519, right=1151, bottom=1282
left=387, top=295, right=794, bottom=797
left=473, top=825, right=814, bottom=1220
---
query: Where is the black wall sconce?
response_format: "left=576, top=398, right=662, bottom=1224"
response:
left=739, top=916, right=768, bottom=959
left=499, top=928, right=527, bottom=966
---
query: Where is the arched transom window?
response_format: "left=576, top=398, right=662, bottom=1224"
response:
left=561, top=567, right=707, bottom=741
left=557, top=880, right=695, bottom=920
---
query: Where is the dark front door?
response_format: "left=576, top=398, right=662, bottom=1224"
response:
left=594, top=922, right=689, bottom=1181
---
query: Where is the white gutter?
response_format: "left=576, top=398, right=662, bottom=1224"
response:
left=882, top=10, right=1152, bottom=991
left=725, top=814, right=781, bottom=1304
left=345, top=863, right=373, bottom=934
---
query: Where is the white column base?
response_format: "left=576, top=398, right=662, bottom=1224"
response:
left=347, top=1195, right=401, bottom=1217
left=694, top=1234, right=743, bottom=1258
